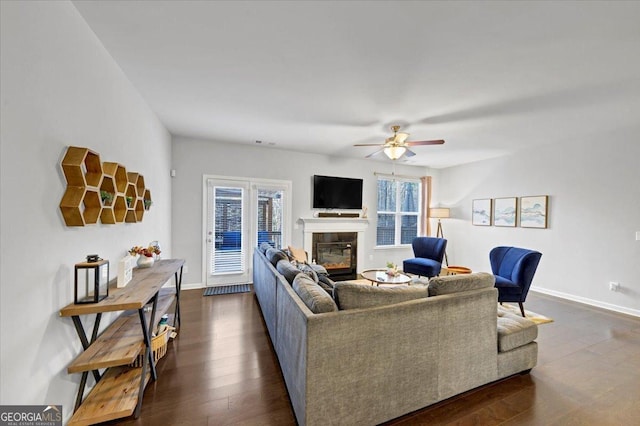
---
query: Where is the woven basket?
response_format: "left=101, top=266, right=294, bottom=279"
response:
left=130, top=328, right=170, bottom=367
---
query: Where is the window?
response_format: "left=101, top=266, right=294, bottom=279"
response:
left=376, top=176, right=421, bottom=246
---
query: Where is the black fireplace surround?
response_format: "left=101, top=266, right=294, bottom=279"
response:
left=311, top=232, right=357, bottom=281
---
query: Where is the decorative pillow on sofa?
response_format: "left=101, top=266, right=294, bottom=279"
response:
left=287, top=245, right=308, bottom=262
left=307, top=264, right=328, bottom=278
left=427, top=272, right=495, bottom=297
left=298, top=262, right=319, bottom=282
left=334, top=282, right=429, bottom=310
left=265, top=247, right=289, bottom=266
left=292, top=274, right=338, bottom=314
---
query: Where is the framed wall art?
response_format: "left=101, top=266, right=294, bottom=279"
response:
left=519, top=195, right=548, bottom=228
left=472, top=199, right=492, bottom=226
left=493, top=197, right=517, bottom=227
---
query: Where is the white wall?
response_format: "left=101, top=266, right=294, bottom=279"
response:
left=172, top=136, right=431, bottom=286
left=436, top=136, right=640, bottom=316
left=0, top=0, right=172, bottom=414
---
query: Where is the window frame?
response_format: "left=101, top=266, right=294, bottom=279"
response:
left=375, top=175, right=422, bottom=248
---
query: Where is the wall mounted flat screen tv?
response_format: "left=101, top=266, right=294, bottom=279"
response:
left=313, top=175, right=363, bottom=209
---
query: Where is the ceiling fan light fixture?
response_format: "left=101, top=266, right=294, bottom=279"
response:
left=383, top=146, right=406, bottom=160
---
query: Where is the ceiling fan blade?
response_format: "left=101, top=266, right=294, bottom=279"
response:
left=404, top=148, right=416, bottom=157
left=405, top=139, right=445, bottom=146
left=354, top=143, right=385, bottom=147
left=366, top=149, right=385, bottom=158
left=395, top=132, right=410, bottom=144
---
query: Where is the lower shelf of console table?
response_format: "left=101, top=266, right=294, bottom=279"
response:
left=60, top=259, right=184, bottom=426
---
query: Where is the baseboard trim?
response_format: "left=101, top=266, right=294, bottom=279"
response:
left=531, top=286, right=640, bottom=318
left=182, top=282, right=205, bottom=291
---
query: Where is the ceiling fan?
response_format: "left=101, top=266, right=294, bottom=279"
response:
left=354, top=125, right=445, bottom=160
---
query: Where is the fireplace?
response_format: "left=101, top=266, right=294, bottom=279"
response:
left=312, top=232, right=357, bottom=280
left=300, top=217, right=368, bottom=280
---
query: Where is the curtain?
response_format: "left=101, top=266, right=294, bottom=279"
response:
left=420, top=176, right=432, bottom=236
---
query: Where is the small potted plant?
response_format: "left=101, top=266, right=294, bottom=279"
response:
left=100, top=190, right=114, bottom=206
left=143, top=199, right=153, bottom=210
left=126, top=196, right=133, bottom=208
left=386, top=261, right=399, bottom=276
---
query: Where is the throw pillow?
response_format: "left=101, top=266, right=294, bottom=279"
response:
left=427, top=272, right=495, bottom=297
left=334, top=282, right=429, bottom=310
left=292, top=274, right=338, bottom=314
left=308, top=263, right=329, bottom=276
left=298, top=262, right=319, bottom=283
left=287, top=245, right=308, bottom=262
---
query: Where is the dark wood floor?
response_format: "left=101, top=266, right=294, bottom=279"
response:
left=107, top=289, right=640, bottom=426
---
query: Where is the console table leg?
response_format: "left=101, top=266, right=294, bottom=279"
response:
left=133, top=337, right=149, bottom=419
left=173, top=267, right=183, bottom=328
left=138, top=305, right=157, bottom=381
left=71, top=314, right=103, bottom=412
left=71, top=313, right=102, bottom=407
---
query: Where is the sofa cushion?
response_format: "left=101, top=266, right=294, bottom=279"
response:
left=266, top=247, right=289, bottom=266
left=428, top=272, right=495, bottom=297
left=334, top=282, right=429, bottom=310
left=497, top=306, right=538, bottom=352
left=259, top=242, right=273, bottom=254
left=292, top=274, right=338, bottom=314
left=276, top=259, right=303, bottom=284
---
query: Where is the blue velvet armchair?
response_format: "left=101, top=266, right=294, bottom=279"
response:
left=403, top=237, right=448, bottom=278
left=490, top=246, right=542, bottom=317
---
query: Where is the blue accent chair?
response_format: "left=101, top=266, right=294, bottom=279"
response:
left=402, top=237, right=448, bottom=278
left=490, top=246, right=542, bottom=317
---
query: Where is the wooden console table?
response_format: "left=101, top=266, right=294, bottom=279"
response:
left=60, top=259, right=184, bottom=426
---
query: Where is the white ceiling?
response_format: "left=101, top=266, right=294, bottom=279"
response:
left=72, top=1, right=640, bottom=168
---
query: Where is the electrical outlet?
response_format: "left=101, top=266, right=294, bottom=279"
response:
left=609, top=282, right=620, bottom=292
left=369, top=254, right=374, bottom=261
left=636, top=231, right=640, bottom=241
left=183, top=263, right=188, bottom=274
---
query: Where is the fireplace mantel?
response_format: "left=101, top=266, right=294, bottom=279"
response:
left=300, top=217, right=369, bottom=273
left=299, top=217, right=369, bottom=233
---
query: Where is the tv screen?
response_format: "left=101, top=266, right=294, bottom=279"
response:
left=313, top=175, right=363, bottom=209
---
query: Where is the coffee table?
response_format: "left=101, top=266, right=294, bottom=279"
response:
left=360, top=269, right=412, bottom=286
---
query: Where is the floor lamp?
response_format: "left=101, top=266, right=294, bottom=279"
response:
left=429, top=208, right=450, bottom=267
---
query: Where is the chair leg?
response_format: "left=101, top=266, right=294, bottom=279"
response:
left=518, top=302, right=526, bottom=317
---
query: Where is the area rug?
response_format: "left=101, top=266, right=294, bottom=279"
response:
left=499, top=303, right=554, bottom=325
left=203, top=284, right=252, bottom=296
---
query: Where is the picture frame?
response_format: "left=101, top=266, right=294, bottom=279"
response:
left=519, top=195, right=548, bottom=228
left=472, top=199, right=492, bottom=226
left=493, top=197, right=517, bottom=227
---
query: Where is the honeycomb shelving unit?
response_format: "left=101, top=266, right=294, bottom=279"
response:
left=59, top=147, right=152, bottom=226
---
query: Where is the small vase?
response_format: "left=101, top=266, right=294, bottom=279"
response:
left=137, top=255, right=154, bottom=268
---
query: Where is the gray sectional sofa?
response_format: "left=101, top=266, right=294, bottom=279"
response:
left=253, top=245, right=538, bottom=426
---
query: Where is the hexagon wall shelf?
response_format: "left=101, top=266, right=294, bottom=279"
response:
left=59, top=146, right=153, bottom=226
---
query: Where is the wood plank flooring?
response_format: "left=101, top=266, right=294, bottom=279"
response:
left=106, top=290, right=640, bottom=425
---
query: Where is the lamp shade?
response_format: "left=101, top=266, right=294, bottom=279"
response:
left=430, top=208, right=450, bottom=219
left=383, top=146, right=406, bottom=160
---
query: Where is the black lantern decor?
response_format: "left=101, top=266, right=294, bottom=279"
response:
left=74, top=256, right=109, bottom=304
